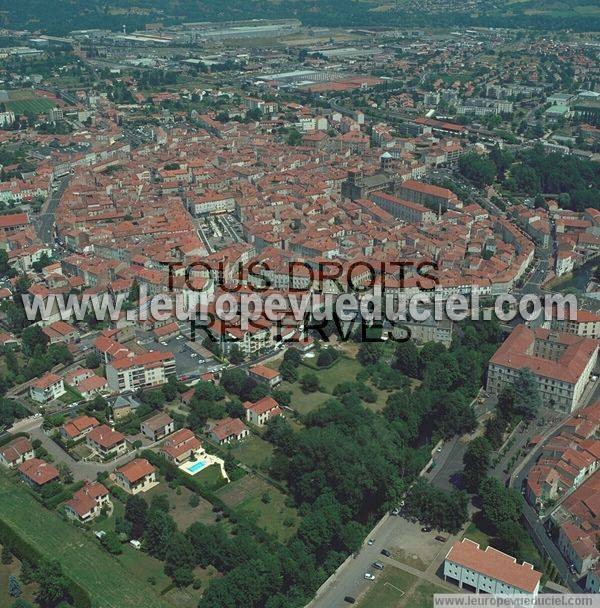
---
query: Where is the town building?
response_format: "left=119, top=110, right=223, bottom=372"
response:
left=105, top=351, right=176, bottom=392
left=487, top=325, right=598, bottom=413
left=444, top=539, right=541, bottom=595
left=243, top=396, right=283, bottom=427
left=159, top=428, right=203, bottom=465
left=18, top=458, right=60, bottom=488
left=29, top=373, right=66, bottom=403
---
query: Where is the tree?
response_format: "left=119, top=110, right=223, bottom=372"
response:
left=101, top=530, right=123, bottom=555
left=279, top=360, right=298, bottom=383
left=85, top=351, right=100, bottom=369
left=286, top=128, right=302, bottom=146
left=458, top=152, right=496, bottom=187
left=220, top=368, right=247, bottom=396
left=21, top=325, right=48, bottom=358
left=1, top=543, right=13, bottom=564
left=20, top=561, right=34, bottom=584
left=35, top=560, right=68, bottom=607
left=144, top=508, right=177, bottom=560
left=299, top=373, right=320, bottom=393
left=512, top=369, right=541, bottom=419
left=8, top=574, right=21, bottom=597
left=125, top=494, right=148, bottom=539
left=479, top=477, right=523, bottom=529
left=393, top=340, right=419, bottom=377
left=57, top=463, right=73, bottom=485
left=229, top=345, right=244, bottom=364
left=283, top=348, right=302, bottom=367
left=462, top=436, right=492, bottom=492
left=357, top=342, right=383, bottom=367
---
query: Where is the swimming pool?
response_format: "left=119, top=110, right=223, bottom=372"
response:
left=186, top=460, right=207, bottom=474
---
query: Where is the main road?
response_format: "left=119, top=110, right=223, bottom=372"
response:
left=36, top=176, right=70, bottom=245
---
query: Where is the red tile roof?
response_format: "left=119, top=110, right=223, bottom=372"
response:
left=116, top=458, right=155, bottom=484
left=446, top=539, right=541, bottom=593
left=18, top=458, right=60, bottom=485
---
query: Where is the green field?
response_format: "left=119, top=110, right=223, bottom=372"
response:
left=217, top=475, right=300, bottom=541
left=5, top=98, right=55, bottom=115
left=230, top=434, right=274, bottom=469
left=359, top=566, right=453, bottom=608
left=358, top=567, right=417, bottom=608
left=0, top=472, right=169, bottom=608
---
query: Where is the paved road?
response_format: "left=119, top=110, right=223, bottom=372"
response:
left=36, top=176, right=70, bottom=245
left=510, top=420, right=582, bottom=592
left=10, top=417, right=154, bottom=482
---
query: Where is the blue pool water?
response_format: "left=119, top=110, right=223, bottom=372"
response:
left=187, top=460, right=207, bottom=473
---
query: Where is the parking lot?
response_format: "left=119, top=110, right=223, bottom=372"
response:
left=134, top=328, right=221, bottom=380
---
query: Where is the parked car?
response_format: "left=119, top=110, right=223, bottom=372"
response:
left=380, top=549, right=391, bottom=557
left=421, top=526, right=432, bottom=532
left=391, top=508, right=400, bottom=516
left=344, top=596, right=356, bottom=604
left=367, top=539, right=375, bottom=546
left=372, top=562, right=385, bottom=571
left=364, top=573, right=375, bottom=581
left=435, top=535, right=447, bottom=543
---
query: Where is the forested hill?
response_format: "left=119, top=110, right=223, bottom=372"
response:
left=1, top=0, right=599, bottom=35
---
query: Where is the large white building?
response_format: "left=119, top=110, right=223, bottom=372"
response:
left=487, top=325, right=598, bottom=413
left=105, top=351, right=176, bottom=392
left=444, top=539, right=542, bottom=595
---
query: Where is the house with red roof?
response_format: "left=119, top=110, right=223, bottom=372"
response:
left=242, top=396, right=282, bottom=427
left=0, top=437, right=34, bottom=468
left=114, top=458, right=157, bottom=494
left=65, top=481, right=110, bottom=523
left=159, top=428, right=203, bottom=465
left=248, top=364, right=281, bottom=388
left=86, top=425, right=127, bottom=458
left=208, top=417, right=249, bottom=445
left=18, top=458, right=60, bottom=488
left=60, top=415, right=100, bottom=442
left=30, top=373, right=66, bottom=403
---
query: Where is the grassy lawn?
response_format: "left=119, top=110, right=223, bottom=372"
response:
left=230, top=434, right=274, bottom=470
left=217, top=475, right=300, bottom=541
left=463, top=518, right=492, bottom=549
left=274, top=355, right=392, bottom=416
left=194, top=464, right=227, bottom=491
left=409, top=580, right=456, bottom=608
left=358, top=567, right=418, bottom=608
left=5, top=98, right=55, bottom=114
left=0, top=472, right=169, bottom=608
left=145, top=477, right=218, bottom=529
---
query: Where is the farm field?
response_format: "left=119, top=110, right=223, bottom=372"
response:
left=0, top=472, right=169, bottom=608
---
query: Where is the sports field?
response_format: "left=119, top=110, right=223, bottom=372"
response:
left=0, top=472, right=169, bottom=608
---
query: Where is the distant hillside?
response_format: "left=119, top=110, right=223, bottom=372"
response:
left=1, top=0, right=599, bottom=34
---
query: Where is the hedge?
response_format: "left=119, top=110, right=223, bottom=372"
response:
left=44, top=480, right=85, bottom=510
left=0, top=518, right=92, bottom=608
